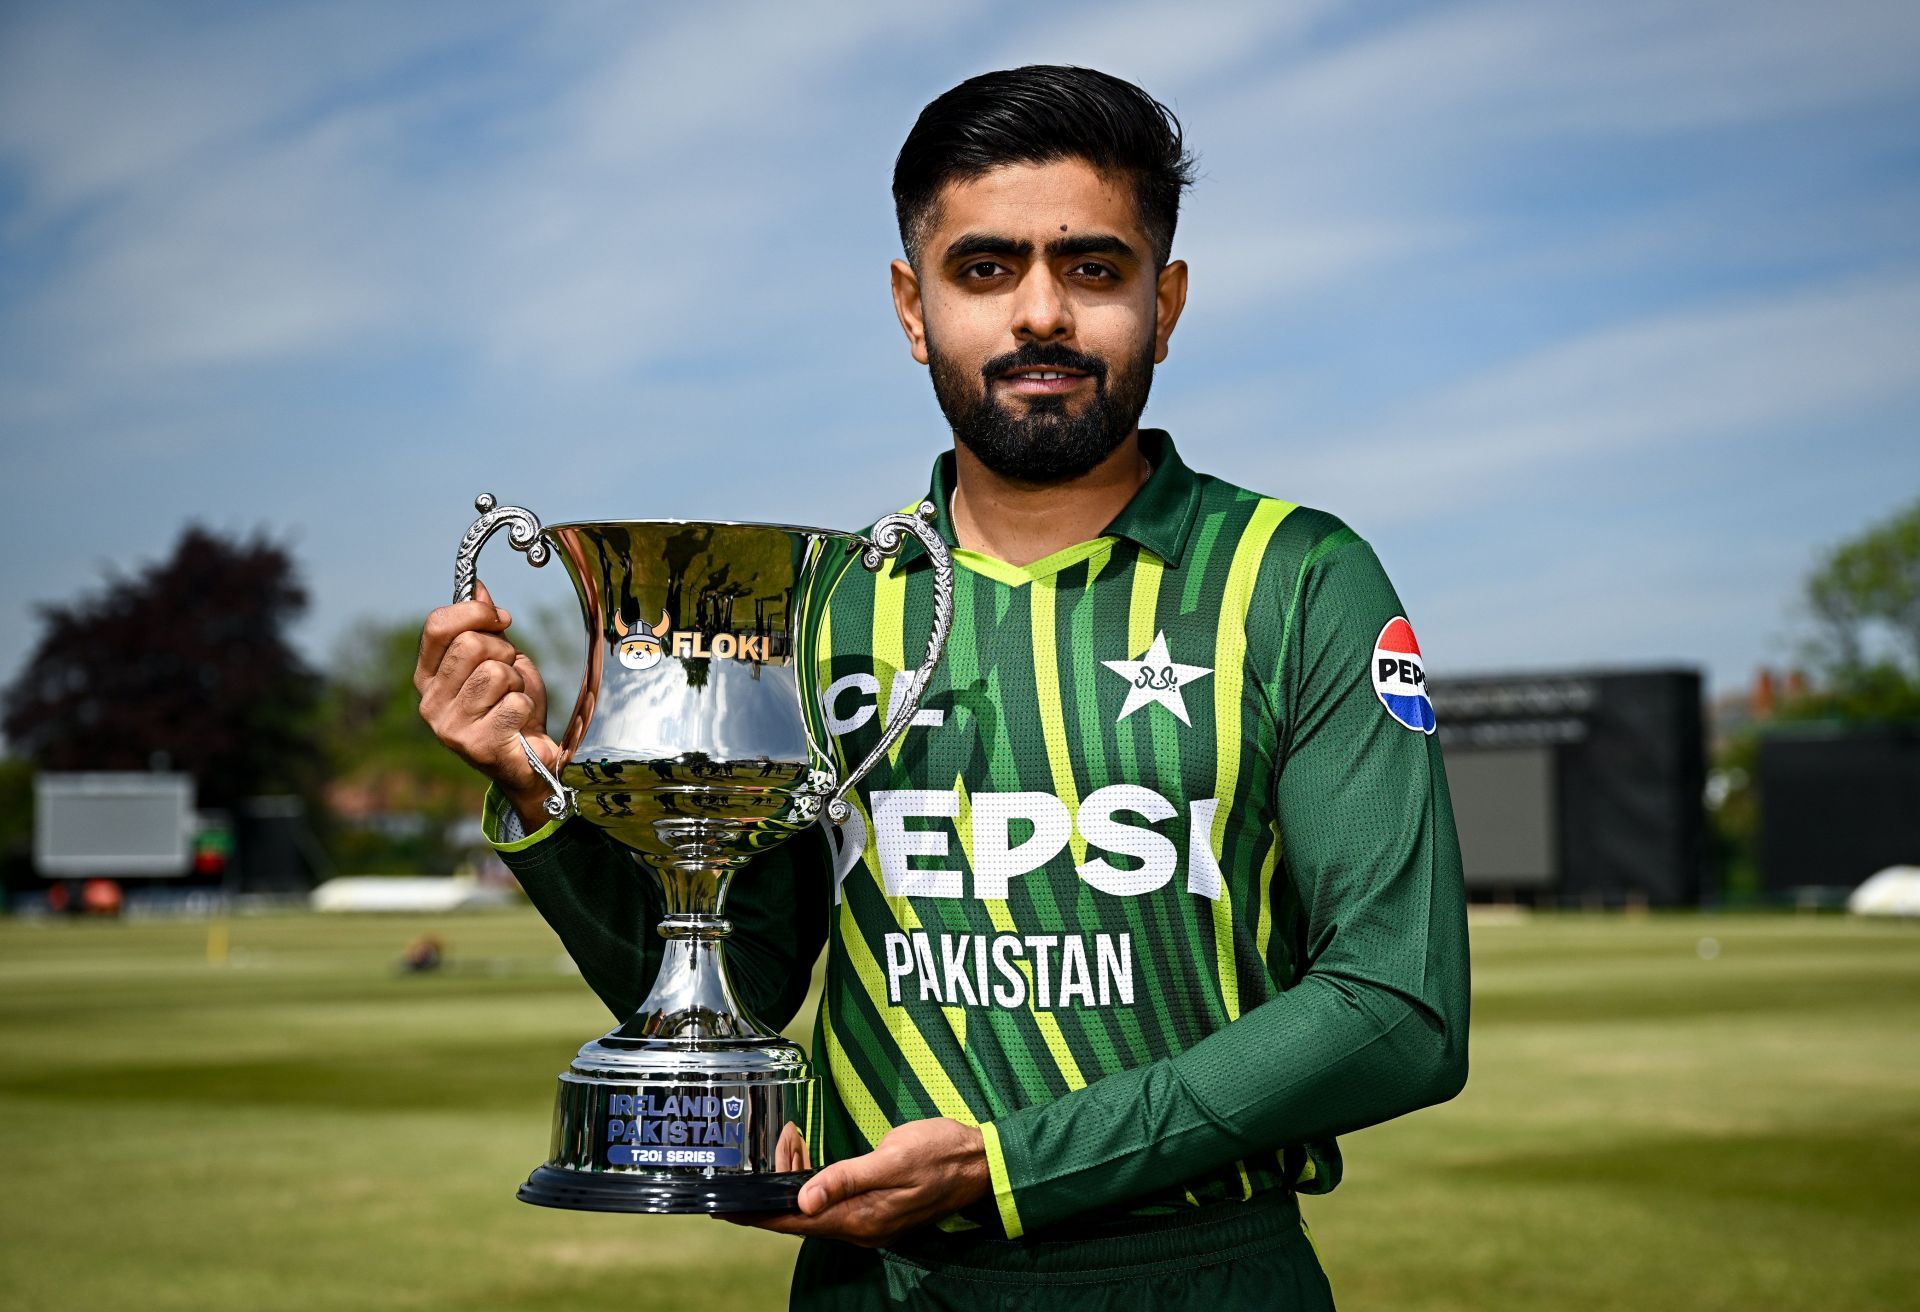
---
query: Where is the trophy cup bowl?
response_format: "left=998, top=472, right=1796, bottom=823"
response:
left=451, top=493, right=952, bottom=1214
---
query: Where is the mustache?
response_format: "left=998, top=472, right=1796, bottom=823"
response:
left=981, top=343, right=1108, bottom=383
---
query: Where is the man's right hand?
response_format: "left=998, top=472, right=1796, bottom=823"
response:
left=415, top=579, right=563, bottom=833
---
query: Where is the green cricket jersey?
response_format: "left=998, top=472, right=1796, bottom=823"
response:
left=487, top=430, right=1470, bottom=1241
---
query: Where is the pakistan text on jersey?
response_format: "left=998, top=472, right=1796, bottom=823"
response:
left=883, top=930, right=1134, bottom=1011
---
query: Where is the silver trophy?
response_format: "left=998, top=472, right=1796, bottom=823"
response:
left=452, top=493, right=952, bottom=1213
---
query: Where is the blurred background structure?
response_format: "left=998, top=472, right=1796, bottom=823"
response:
left=0, top=2, right=1916, bottom=1309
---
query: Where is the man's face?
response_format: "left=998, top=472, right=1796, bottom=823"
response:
left=891, top=158, right=1188, bottom=484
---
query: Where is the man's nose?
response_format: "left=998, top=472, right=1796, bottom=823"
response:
left=1010, top=266, right=1073, bottom=342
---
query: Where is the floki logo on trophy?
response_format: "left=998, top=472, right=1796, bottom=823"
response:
left=611, top=609, right=672, bottom=670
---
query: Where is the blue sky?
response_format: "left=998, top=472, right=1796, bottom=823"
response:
left=2, top=0, right=1917, bottom=707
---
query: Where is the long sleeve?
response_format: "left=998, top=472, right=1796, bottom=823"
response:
left=483, top=785, right=832, bottom=1031
left=979, top=538, right=1470, bottom=1238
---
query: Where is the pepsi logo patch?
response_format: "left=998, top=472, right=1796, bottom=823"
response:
left=1372, top=617, right=1435, bottom=734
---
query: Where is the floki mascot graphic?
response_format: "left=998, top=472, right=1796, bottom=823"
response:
left=611, top=608, right=673, bottom=671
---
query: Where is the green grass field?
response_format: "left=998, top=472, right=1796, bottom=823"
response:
left=1, top=909, right=1915, bottom=1311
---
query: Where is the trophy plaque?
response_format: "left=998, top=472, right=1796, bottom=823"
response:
left=451, top=493, right=952, bottom=1214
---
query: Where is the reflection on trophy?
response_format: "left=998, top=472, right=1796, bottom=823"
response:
left=451, top=494, right=952, bottom=1214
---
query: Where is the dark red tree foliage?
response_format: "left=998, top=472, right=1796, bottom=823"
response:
left=2, top=526, right=321, bottom=807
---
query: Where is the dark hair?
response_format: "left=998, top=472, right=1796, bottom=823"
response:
left=893, top=66, right=1197, bottom=268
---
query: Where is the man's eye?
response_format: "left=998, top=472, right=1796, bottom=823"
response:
left=1073, top=262, right=1115, bottom=280
left=963, top=261, right=1007, bottom=279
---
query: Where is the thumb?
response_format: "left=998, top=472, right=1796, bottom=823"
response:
left=798, top=1153, right=890, bottom=1215
left=472, top=578, right=510, bottom=626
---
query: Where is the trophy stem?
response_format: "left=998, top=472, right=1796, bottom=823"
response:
left=604, top=863, right=778, bottom=1045
left=621, top=923, right=764, bottom=1044
left=653, top=857, right=736, bottom=919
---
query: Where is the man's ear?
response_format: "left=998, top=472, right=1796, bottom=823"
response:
left=891, top=259, right=929, bottom=365
left=1153, top=259, right=1189, bottom=364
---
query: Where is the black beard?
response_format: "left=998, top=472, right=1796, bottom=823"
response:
left=929, top=337, right=1155, bottom=484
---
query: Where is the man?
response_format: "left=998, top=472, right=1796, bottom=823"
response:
left=417, top=65, right=1468, bottom=1310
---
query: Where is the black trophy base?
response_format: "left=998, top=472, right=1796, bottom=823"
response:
left=518, top=1165, right=816, bottom=1215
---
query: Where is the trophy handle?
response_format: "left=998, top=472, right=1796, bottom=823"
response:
left=825, top=501, right=954, bottom=826
left=452, top=493, right=574, bottom=821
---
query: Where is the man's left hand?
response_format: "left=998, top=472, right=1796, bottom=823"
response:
left=720, top=1118, right=989, bottom=1248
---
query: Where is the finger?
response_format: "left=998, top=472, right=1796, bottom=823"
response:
left=434, top=684, right=537, bottom=782
left=431, top=631, right=519, bottom=702
left=721, top=1183, right=930, bottom=1246
left=775, top=1122, right=810, bottom=1174
left=714, top=1205, right=867, bottom=1239
left=798, top=1152, right=895, bottom=1215
left=471, top=694, right=541, bottom=781
left=422, top=631, right=521, bottom=713
left=417, top=599, right=511, bottom=692
left=786, top=1191, right=913, bottom=1246
left=437, top=676, right=532, bottom=775
left=452, top=659, right=526, bottom=719
left=514, top=652, right=549, bottom=728
left=474, top=579, right=513, bottom=627
left=798, top=1168, right=836, bottom=1215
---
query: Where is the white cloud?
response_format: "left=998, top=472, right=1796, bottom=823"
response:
left=979, top=0, right=1340, bottom=90
left=0, top=2, right=485, bottom=222
left=1181, top=214, right=1473, bottom=312
left=557, top=0, right=964, bottom=167
left=1248, top=274, right=1920, bottom=524
left=1229, top=0, right=1920, bottom=147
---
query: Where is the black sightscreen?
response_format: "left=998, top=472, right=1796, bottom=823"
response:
left=1758, top=728, right=1920, bottom=892
left=1436, top=669, right=1706, bottom=906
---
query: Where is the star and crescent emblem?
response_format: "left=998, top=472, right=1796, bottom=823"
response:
left=1102, top=631, right=1212, bottom=726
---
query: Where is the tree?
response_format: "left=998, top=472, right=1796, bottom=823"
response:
left=1788, top=497, right=1920, bottom=723
left=1711, top=498, right=1920, bottom=898
left=2, top=526, right=321, bottom=807
left=1805, top=498, right=1920, bottom=677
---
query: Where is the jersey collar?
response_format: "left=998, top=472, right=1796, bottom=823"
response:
left=898, top=429, right=1202, bottom=572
